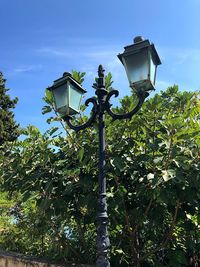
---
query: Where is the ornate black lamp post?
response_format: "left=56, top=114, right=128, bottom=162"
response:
left=48, top=36, right=161, bottom=267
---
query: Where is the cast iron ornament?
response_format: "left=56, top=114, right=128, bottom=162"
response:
left=63, top=65, right=148, bottom=131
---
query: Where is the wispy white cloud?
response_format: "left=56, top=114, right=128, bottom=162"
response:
left=175, top=49, right=200, bottom=66
left=85, top=49, right=119, bottom=58
left=159, top=46, right=200, bottom=67
left=36, top=45, right=119, bottom=60
left=36, top=42, right=200, bottom=74
left=36, top=44, right=123, bottom=83
left=157, top=45, right=200, bottom=91
left=36, top=41, right=200, bottom=92
left=14, top=64, right=43, bottom=73
left=36, top=47, right=72, bottom=57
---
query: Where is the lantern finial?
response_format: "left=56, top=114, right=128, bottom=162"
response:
left=133, top=36, right=145, bottom=43
left=98, top=65, right=105, bottom=77
left=63, top=72, right=72, bottom=77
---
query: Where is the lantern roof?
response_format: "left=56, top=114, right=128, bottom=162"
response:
left=118, top=36, right=161, bottom=66
left=48, top=72, right=87, bottom=93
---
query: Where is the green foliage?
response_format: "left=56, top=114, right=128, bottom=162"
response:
left=71, top=70, right=86, bottom=85
left=0, top=72, right=19, bottom=145
left=0, top=192, right=15, bottom=232
left=0, top=73, right=199, bottom=266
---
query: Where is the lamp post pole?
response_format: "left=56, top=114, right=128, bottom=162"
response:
left=96, top=65, right=110, bottom=267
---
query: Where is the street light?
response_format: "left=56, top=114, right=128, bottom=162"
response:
left=118, top=36, right=161, bottom=93
left=48, top=36, right=161, bottom=267
left=48, top=72, right=86, bottom=116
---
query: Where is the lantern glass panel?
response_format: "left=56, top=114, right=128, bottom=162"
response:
left=122, top=49, right=149, bottom=85
left=150, top=53, right=156, bottom=85
left=53, top=84, right=69, bottom=115
left=69, top=83, right=83, bottom=115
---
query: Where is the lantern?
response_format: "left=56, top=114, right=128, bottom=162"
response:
left=48, top=72, right=86, bottom=116
left=118, top=36, right=161, bottom=92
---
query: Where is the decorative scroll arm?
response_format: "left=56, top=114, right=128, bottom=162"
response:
left=63, top=97, right=98, bottom=132
left=105, top=89, right=148, bottom=120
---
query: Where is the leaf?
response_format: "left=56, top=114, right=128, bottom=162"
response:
left=168, top=250, right=187, bottom=266
left=78, top=147, right=84, bottom=161
left=47, top=127, right=59, bottom=136
left=39, top=198, right=51, bottom=210
left=147, top=173, right=154, bottom=180
left=43, top=88, right=54, bottom=104
left=110, top=156, right=125, bottom=171
left=162, top=169, right=176, bottom=181
left=105, top=72, right=113, bottom=92
left=71, top=70, right=86, bottom=85
left=44, top=181, right=53, bottom=193
left=115, top=249, right=124, bottom=254
left=22, top=191, right=31, bottom=202
left=42, top=105, right=52, bottom=115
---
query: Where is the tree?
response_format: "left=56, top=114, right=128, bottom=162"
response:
left=0, top=71, right=199, bottom=266
left=0, top=72, right=19, bottom=145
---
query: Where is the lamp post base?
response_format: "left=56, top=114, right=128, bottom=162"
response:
left=96, top=256, right=111, bottom=267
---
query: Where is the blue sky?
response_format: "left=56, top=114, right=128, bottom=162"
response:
left=1, top=0, right=200, bottom=132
